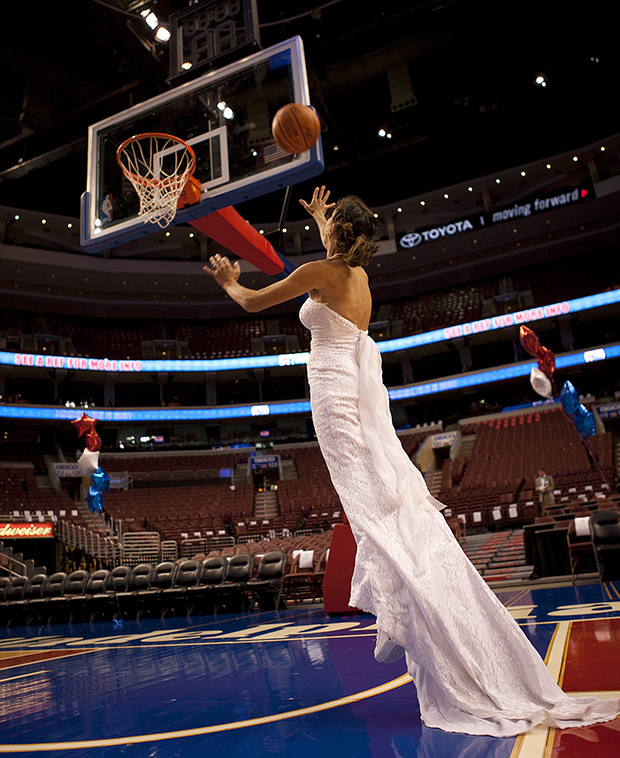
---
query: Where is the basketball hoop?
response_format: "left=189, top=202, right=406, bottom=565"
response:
left=116, top=132, right=199, bottom=228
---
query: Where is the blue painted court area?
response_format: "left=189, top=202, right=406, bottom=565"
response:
left=1, top=583, right=620, bottom=757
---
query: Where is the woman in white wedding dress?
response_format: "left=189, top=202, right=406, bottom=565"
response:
left=204, top=186, right=620, bottom=737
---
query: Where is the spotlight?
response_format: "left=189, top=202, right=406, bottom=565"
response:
left=142, top=10, right=158, bottom=29
left=155, top=26, right=171, bottom=42
left=535, top=75, right=547, bottom=87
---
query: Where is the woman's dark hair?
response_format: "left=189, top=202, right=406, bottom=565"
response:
left=329, top=195, right=380, bottom=267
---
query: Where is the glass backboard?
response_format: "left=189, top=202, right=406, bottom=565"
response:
left=81, top=36, right=323, bottom=252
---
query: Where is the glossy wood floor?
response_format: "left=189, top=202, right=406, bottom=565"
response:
left=1, top=581, right=619, bottom=757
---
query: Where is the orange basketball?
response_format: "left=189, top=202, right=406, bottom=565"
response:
left=272, top=104, right=321, bottom=154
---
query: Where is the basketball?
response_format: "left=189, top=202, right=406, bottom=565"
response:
left=272, top=104, right=321, bottom=154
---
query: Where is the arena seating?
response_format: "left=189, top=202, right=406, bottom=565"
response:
left=2, top=257, right=614, bottom=361
left=0, top=466, right=91, bottom=528
left=438, top=410, right=615, bottom=529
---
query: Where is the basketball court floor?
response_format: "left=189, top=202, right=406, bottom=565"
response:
left=1, top=581, right=620, bottom=757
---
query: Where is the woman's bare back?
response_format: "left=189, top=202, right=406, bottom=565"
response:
left=308, top=258, right=372, bottom=330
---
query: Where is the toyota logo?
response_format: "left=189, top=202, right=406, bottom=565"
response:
left=400, top=232, right=422, bottom=248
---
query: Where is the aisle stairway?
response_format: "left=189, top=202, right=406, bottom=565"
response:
left=462, top=529, right=532, bottom=583
left=254, top=490, right=279, bottom=520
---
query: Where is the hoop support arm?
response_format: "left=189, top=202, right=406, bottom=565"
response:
left=189, top=206, right=286, bottom=276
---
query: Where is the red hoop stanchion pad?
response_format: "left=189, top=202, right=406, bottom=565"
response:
left=323, top=522, right=360, bottom=615
left=189, top=206, right=285, bottom=276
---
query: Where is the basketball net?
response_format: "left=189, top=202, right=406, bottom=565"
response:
left=116, top=133, right=199, bottom=228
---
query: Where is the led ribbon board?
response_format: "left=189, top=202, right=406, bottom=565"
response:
left=1, top=345, right=617, bottom=421
left=2, top=289, right=618, bottom=373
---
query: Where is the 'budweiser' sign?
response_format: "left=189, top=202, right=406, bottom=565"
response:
left=0, top=522, right=54, bottom=538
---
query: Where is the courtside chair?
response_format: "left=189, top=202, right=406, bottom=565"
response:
left=590, top=509, right=620, bottom=581
left=115, top=564, right=154, bottom=620
left=186, top=556, right=228, bottom=616
left=137, top=561, right=178, bottom=618
left=247, top=551, right=288, bottom=612
left=68, top=569, right=112, bottom=623
left=212, top=553, right=254, bottom=614
left=26, top=572, right=67, bottom=626
left=161, top=559, right=202, bottom=618
left=0, top=576, right=28, bottom=627
left=46, top=570, right=89, bottom=624
left=9, top=573, right=49, bottom=627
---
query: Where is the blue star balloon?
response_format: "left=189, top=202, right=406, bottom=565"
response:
left=86, top=485, right=103, bottom=513
left=560, top=380, right=580, bottom=415
left=574, top=404, right=596, bottom=438
left=91, top=467, right=110, bottom=493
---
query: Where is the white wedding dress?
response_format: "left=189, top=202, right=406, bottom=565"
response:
left=300, top=297, right=620, bottom=737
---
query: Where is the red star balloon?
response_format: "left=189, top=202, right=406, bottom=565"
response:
left=519, top=326, right=541, bottom=357
left=85, top=431, right=102, bottom=452
left=71, top=411, right=98, bottom=438
left=537, top=345, right=556, bottom=378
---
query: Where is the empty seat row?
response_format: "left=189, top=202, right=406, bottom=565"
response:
left=0, top=551, right=288, bottom=627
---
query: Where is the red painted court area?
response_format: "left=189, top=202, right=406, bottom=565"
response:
left=546, top=618, right=620, bottom=758
left=561, top=618, right=620, bottom=692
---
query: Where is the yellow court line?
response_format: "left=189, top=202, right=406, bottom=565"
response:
left=0, top=673, right=413, bottom=752
left=505, top=589, right=530, bottom=608
left=511, top=621, right=572, bottom=758
left=567, top=690, right=620, bottom=698
left=608, top=582, right=620, bottom=600
left=545, top=621, right=571, bottom=681
left=0, top=670, right=50, bottom=683
left=603, top=583, right=614, bottom=600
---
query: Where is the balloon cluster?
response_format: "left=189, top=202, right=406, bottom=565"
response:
left=560, top=381, right=596, bottom=439
left=520, top=326, right=595, bottom=439
left=71, top=412, right=110, bottom=513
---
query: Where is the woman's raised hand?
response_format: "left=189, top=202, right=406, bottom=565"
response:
left=299, top=185, right=336, bottom=219
left=203, top=253, right=241, bottom=288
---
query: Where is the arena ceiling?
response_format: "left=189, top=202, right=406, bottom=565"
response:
left=0, top=0, right=617, bottom=236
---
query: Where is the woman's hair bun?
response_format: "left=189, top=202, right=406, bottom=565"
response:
left=330, top=196, right=379, bottom=267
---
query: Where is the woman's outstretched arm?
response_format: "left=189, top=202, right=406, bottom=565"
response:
left=203, top=254, right=331, bottom=313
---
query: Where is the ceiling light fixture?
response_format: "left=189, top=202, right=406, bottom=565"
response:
left=142, top=10, right=159, bottom=30
left=155, top=26, right=171, bottom=42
